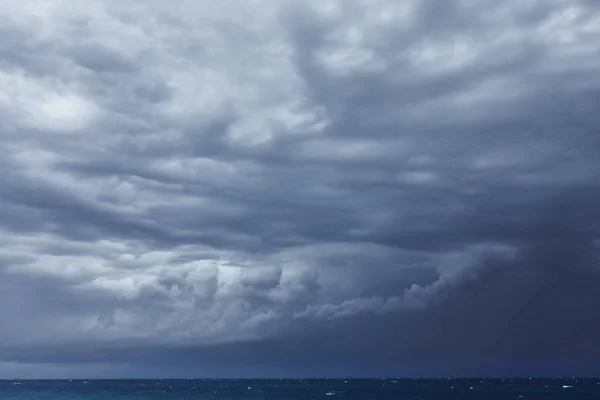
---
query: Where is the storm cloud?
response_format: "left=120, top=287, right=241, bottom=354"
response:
left=0, top=0, right=599, bottom=378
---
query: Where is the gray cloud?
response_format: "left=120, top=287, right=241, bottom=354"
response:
left=0, top=0, right=599, bottom=377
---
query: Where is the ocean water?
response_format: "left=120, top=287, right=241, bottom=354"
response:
left=1, top=378, right=599, bottom=399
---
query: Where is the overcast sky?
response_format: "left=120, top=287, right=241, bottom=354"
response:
left=1, top=0, right=599, bottom=378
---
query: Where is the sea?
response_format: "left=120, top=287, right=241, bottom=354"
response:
left=1, top=378, right=599, bottom=399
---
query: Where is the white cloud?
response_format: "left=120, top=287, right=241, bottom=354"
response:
left=397, top=171, right=440, bottom=185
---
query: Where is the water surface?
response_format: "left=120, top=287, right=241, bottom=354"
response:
left=1, top=378, right=599, bottom=399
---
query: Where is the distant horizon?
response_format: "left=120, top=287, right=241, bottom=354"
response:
left=3, top=376, right=600, bottom=380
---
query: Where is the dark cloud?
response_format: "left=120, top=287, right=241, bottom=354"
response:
left=0, top=0, right=599, bottom=378
left=67, top=43, right=138, bottom=74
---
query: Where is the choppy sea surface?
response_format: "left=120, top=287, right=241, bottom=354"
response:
left=1, top=378, right=599, bottom=399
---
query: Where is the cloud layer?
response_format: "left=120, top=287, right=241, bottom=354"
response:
left=0, top=0, right=599, bottom=377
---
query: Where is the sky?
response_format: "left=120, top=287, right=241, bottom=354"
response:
left=0, top=0, right=599, bottom=378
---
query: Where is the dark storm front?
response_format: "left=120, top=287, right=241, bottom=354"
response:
left=1, top=379, right=599, bottom=399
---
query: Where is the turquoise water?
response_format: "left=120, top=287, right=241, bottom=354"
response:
left=1, top=378, right=599, bottom=399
